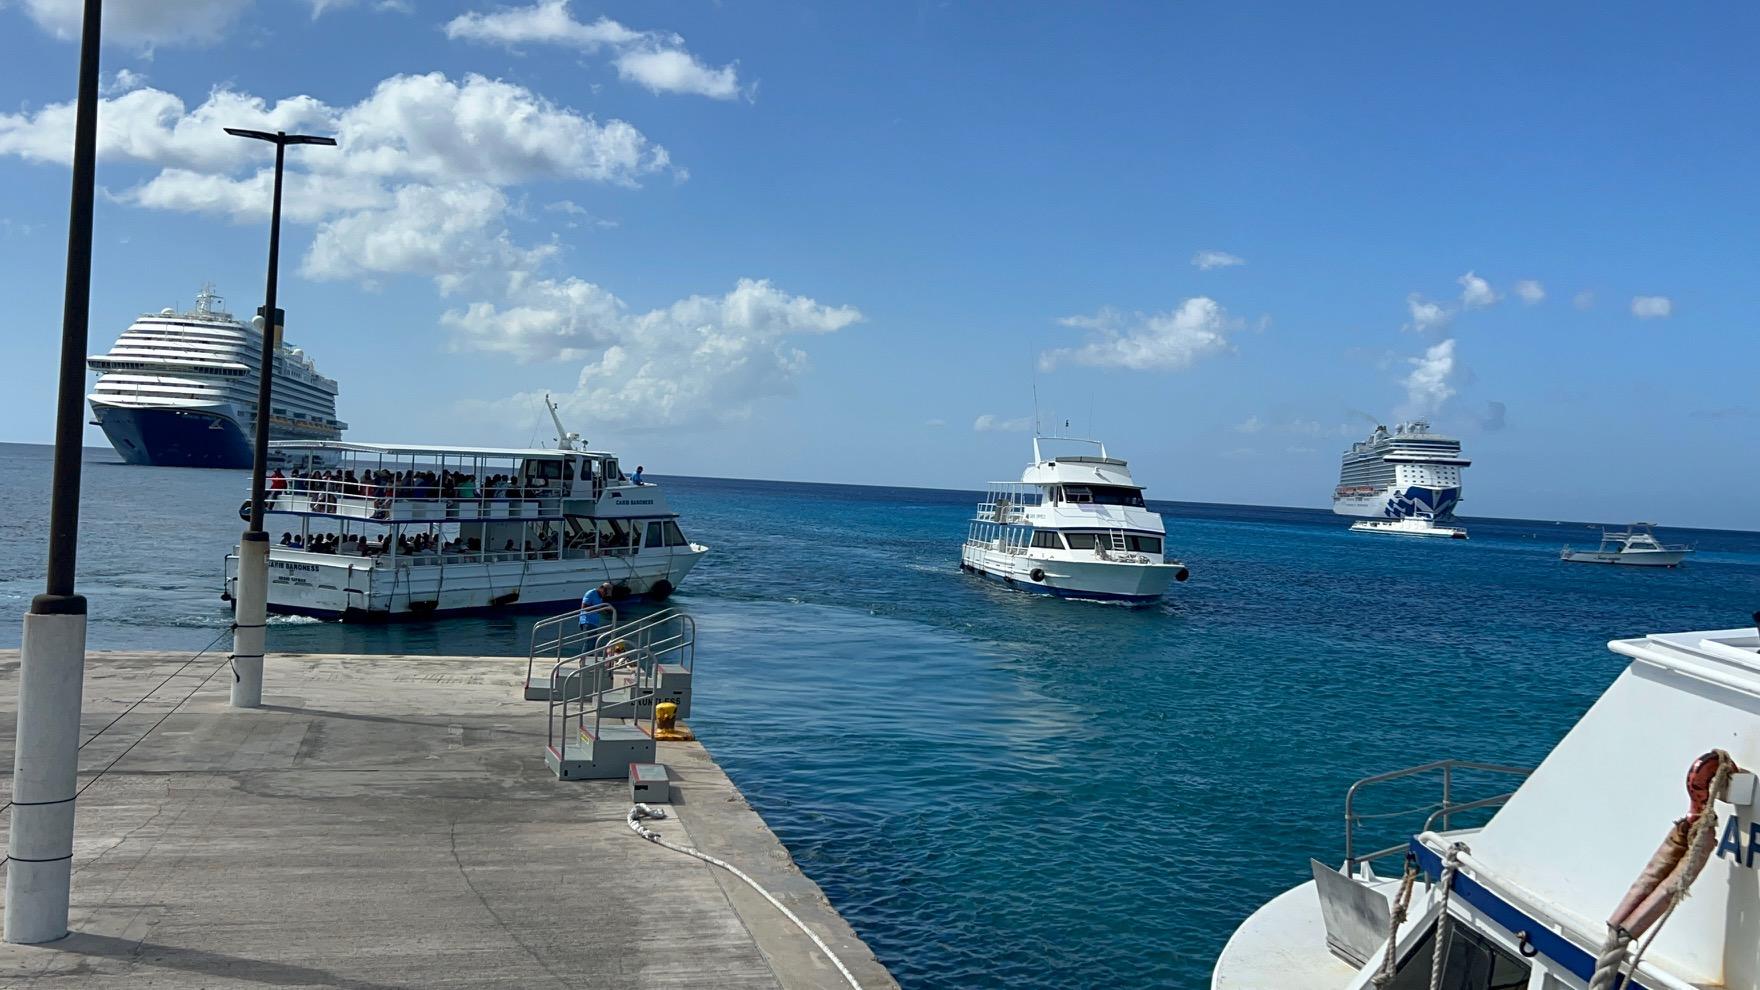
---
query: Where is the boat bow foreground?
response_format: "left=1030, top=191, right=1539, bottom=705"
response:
left=1214, top=619, right=1760, bottom=990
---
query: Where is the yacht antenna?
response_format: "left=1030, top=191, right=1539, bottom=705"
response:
left=543, top=393, right=584, bottom=450
left=1032, top=374, right=1041, bottom=437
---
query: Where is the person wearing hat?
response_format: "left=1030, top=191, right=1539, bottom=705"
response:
left=579, top=581, right=614, bottom=629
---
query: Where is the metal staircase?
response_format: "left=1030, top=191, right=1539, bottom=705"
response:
left=524, top=603, right=618, bottom=700
left=539, top=608, right=696, bottom=780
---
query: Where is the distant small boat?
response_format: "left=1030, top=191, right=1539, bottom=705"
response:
left=1560, top=523, right=1692, bottom=568
left=1349, top=517, right=1467, bottom=540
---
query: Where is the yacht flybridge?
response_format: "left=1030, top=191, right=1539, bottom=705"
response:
left=1212, top=620, right=1760, bottom=990
left=222, top=437, right=706, bottom=621
left=960, top=436, right=1188, bottom=603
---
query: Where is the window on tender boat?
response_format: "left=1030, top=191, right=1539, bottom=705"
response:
left=661, top=521, right=689, bottom=547
left=1383, top=922, right=1528, bottom=990
left=1126, top=535, right=1161, bottom=554
left=1063, top=533, right=1099, bottom=550
left=1030, top=530, right=1065, bottom=549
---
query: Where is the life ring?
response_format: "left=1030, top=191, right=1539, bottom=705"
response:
left=1029, top=568, right=1045, bottom=582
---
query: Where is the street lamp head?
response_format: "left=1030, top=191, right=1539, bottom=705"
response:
left=224, top=127, right=338, bottom=148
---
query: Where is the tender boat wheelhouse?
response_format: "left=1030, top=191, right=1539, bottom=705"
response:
left=221, top=440, right=707, bottom=621
left=959, top=436, right=1189, bottom=603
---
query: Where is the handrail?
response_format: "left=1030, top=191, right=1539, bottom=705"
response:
left=545, top=608, right=692, bottom=763
left=1343, top=759, right=1530, bottom=874
left=527, top=604, right=618, bottom=690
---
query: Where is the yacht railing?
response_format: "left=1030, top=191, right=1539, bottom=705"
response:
left=1342, top=759, right=1531, bottom=875
left=265, top=483, right=567, bottom=521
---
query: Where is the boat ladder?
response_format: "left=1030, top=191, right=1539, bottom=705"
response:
left=1107, top=529, right=1128, bottom=552
left=542, top=608, right=697, bottom=780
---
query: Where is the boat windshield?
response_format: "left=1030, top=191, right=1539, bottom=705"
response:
left=1061, top=484, right=1144, bottom=507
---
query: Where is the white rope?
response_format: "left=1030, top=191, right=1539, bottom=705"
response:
left=626, top=804, right=862, bottom=990
left=1428, top=843, right=1466, bottom=990
left=1371, top=859, right=1418, bottom=988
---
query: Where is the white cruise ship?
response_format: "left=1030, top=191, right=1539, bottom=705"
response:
left=1332, top=420, right=1468, bottom=521
left=86, top=285, right=345, bottom=468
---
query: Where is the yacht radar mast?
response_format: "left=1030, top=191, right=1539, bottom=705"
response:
left=544, top=393, right=585, bottom=451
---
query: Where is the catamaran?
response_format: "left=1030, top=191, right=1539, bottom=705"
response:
left=221, top=414, right=706, bottom=620
left=960, top=436, right=1189, bottom=603
left=1212, top=618, right=1760, bottom=990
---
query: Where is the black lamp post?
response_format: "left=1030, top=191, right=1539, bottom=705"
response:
left=222, top=128, right=335, bottom=708
left=6, top=0, right=102, bottom=946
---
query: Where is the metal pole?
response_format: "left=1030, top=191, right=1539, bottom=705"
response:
left=7, top=0, right=101, bottom=945
left=230, top=137, right=284, bottom=709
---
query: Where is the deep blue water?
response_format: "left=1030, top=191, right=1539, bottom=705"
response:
left=3, top=441, right=1758, bottom=988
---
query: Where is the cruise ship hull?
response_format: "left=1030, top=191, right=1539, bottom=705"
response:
left=90, top=401, right=253, bottom=469
left=1332, top=484, right=1461, bottom=520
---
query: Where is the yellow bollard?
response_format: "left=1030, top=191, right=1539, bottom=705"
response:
left=653, top=700, right=694, bottom=741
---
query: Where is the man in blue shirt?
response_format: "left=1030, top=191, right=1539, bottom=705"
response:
left=579, top=582, right=614, bottom=629
left=631, top=465, right=645, bottom=486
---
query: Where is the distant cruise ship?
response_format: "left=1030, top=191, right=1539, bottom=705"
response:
left=87, top=285, right=345, bottom=468
left=1332, top=420, right=1469, bottom=520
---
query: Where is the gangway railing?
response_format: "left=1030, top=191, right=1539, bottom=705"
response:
left=1342, top=759, right=1531, bottom=876
left=543, top=609, right=693, bottom=753
left=526, top=604, right=618, bottom=692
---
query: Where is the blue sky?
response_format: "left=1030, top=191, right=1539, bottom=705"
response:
left=0, top=2, right=1754, bottom=529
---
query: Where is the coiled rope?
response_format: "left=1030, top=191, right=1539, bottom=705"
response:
left=626, top=803, right=862, bottom=990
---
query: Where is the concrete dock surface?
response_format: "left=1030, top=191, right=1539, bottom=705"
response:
left=0, top=650, right=896, bottom=989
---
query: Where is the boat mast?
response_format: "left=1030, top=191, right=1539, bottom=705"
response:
left=543, top=393, right=584, bottom=451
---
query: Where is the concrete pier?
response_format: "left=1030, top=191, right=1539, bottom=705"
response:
left=0, top=650, right=896, bottom=989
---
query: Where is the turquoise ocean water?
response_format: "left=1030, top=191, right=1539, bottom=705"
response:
left=3, top=441, right=1757, bottom=988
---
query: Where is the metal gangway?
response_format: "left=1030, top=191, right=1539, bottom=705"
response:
left=523, top=604, right=618, bottom=700
left=540, top=608, right=696, bottom=780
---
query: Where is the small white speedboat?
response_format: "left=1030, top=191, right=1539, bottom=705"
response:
left=1562, top=522, right=1693, bottom=567
left=1212, top=620, right=1760, bottom=990
left=1349, top=517, right=1467, bottom=540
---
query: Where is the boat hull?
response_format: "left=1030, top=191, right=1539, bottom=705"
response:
left=224, top=545, right=708, bottom=621
left=960, top=544, right=1184, bottom=603
left=1560, top=549, right=1690, bottom=567
left=1349, top=519, right=1468, bottom=539
left=91, top=400, right=254, bottom=468
left=1333, top=484, right=1461, bottom=520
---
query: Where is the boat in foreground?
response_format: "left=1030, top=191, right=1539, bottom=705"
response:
left=222, top=440, right=707, bottom=621
left=1562, top=523, right=1694, bottom=568
left=1212, top=618, right=1760, bottom=990
left=960, top=436, right=1188, bottom=603
left=1349, top=517, right=1468, bottom=539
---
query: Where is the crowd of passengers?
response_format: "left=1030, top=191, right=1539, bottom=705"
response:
left=269, top=466, right=596, bottom=504
left=279, top=530, right=572, bottom=558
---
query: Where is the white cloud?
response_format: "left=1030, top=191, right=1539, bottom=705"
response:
left=614, top=49, right=743, bottom=100
left=1233, top=415, right=1263, bottom=434
left=448, top=278, right=862, bottom=429
left=974, top=414, right=1033, bottom=433
left=1573, top=290, right=1595, bottom=311
left=446, top=0, right=745, bottom=100
left=1402, top=339, right=1457, bottom=416
left=1192, top=249, right=1244, bottom=271
left=303, top=184, right=556, bottom=293
left=924, top=418, right=945, bottom=429
left=1631, top=295, right=1673, bottom=320
left=309, top=0, right=413, bottom=17
left=101, top=69, right=149, bottom=96
left=1403, top=294, right=1453, bottom=334
left=1514, top=279, right=1545, bottom=305
left=1457, top=270, right=1499, bottom=309
left=13, top=0, right=251, bottom=46
left=1040, top=297, right=1241, bottom=372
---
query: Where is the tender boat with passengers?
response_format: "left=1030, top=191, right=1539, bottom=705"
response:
left=960, top=435, right=1189, bottom=603
left=221, top=438, right=707, bottom=621
left=1212, top=616, right=1760, bottom=990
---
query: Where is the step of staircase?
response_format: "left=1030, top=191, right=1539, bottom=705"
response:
left=545, top=722, right=655, bottom=780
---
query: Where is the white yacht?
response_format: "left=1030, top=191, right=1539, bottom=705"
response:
left=1562, top=523, right=1694, bottom=568
left=1213, top=620, right=1760, bottom=990
left=87, top=285, right=345, bottom=468
left=1334, top=421, right=1469, bottom=522
left=221, top=438, right=707, bottom=621
left=960, top=436, right=1188, bottom=603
